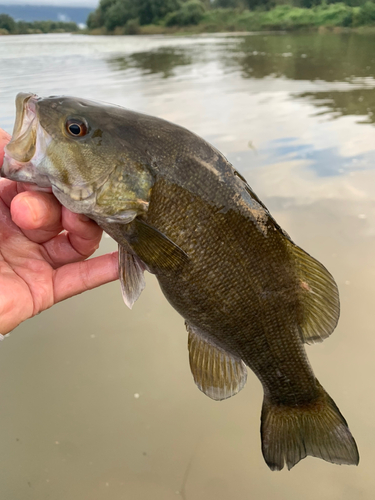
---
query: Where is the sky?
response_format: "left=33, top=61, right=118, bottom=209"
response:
left=0, top=0, right=99, bottom=6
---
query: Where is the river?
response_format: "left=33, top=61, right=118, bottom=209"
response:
left=0, top=32, right=374, bottom=499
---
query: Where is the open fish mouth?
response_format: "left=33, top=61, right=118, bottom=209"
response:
left=6, top=93, right=38, bottom=163
left=1, top=93, right=52, bottom=187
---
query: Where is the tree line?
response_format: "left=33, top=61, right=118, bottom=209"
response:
left=87, top=0, right=207, bottom=31
left=87, top=0, right=375, bottom=33
left=0, top=14, right=79, bottom=35
left=2, top=0, right=375, bottom=36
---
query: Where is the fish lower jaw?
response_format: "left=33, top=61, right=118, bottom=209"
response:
left=1, top=155, right=52, bottom=187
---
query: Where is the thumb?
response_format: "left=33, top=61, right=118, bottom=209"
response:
left=0, top=129, right=11, bottom=167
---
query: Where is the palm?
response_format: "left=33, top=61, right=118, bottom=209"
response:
left=0, top=179, right=118, bottom=334
left=0, top=209, right=54, bottom=331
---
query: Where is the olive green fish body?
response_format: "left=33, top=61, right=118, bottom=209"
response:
left=2, top=93, right=359, bottom=471
left=136, top=145, right=357, bottom=470
left=141, top=177, right=313, bottom=405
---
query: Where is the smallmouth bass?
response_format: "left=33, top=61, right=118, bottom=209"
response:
left=2, top=93, right=359, bottom=470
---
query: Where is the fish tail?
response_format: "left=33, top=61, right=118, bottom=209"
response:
left=261, top=380, right=359, bottom=471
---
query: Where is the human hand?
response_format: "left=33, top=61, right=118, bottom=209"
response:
left=0, top=128, right=118, bottom=334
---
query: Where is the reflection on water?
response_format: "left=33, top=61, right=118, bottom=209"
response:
left=109, top=48, right=192, bottom=78
left=0, top=32, right=375, bottom=500
left=299, top=88, right=375, bottom=124
left=232, top=33, right=375, bottom=83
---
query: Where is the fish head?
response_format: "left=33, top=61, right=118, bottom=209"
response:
left=2, top=93, right=153, bottom=221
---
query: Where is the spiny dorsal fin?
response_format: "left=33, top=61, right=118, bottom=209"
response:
left=119, top=245, right=146, bottom=309
left=187, top=322, right=247, bottom=401
left=131, top=219, right=189, bottom=273
left=290, top=243, right=340, bottom=344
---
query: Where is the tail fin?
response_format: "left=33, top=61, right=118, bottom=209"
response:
left=261, top=382, right=359, bottom=471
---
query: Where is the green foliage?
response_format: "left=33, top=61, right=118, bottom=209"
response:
left=84, top=0, right=375, bottom=31
left=313, top=3, right=354, bottom=26
left=0, top=14, right=79, bottom=35
left=87, top=0, right=117, bottom=29
left=104, top=0, right=137, bottom=30
left=0, top=14, right=16, bottom=33
left=297, top=0, right=321, bottom=8
left=319, top=0, right=367, bottom=6
left=356, top=0, right=375, bottom=22
left=87, top=0, right=182, bottom=29
left=87, top=11, right=102, bottom=29
left=196, top=3, right=375, bottom=30
left=18, top=20, right=79, bottom=34
left=212, top=0, right=244, bottom=7
left=361, top=2, right=375, bottom=19
left=137, top=0, right=182, bottom=24
left=124, top=18, right=141, bottom=34
left=165, top=0, right=206, bottom=26
left=244, top=0, right=275, bottom=10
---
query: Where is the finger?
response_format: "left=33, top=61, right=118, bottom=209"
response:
left=42, top=209, right=103, bottom=267
left=0, top=129, right=11, bottom=167
left=10, top=191, right=63, bottom=243
left=53, top=251, right=119, bottom=303
left=0, top=179, right=53, bottom=210
left=62, top=207, right=102, bottom=255
left=0, top=178, right=18, bottom=207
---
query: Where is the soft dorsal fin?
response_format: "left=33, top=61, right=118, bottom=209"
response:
left=290, top=243, right=340, bottom=344
left=119, top=245, right=146, bottom=309
left=130, top=219, right=189, bottom=273
left=186, top=322, right=247, bottom=401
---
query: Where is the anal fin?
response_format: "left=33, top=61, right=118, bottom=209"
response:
left=187, top=322, right=247, bottom=401
left=119, top=245, right=146, bottom=309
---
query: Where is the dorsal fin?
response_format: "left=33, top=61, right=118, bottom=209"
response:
left=186, top=322, right=247, bottom=401
left=290, top=243, right=340, bottom=344
left=118, top=245, right=146, bottom=309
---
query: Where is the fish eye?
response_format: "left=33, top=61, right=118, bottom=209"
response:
left=66, top=118, right=89, bottom=137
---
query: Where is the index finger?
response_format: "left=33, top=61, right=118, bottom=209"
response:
left=0, top=129, right=11, bottom=166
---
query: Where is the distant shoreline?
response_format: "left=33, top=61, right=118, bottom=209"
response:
left=2, top=3, right=375, bottom=37
left=2, top=3, right=375, bottom=38
left=2, top=25, right=375, bottom=38
left=87, top=25, right=375, bottom=37
left=86, top=5, right=375, bottom=36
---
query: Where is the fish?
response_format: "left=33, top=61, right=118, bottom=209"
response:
left=2, top=92, right=359, bottom=471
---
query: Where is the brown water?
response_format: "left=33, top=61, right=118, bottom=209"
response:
left=0, top=32, right=374, bottom=499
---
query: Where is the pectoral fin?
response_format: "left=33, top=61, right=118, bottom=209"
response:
left=186, top=322, right=247, bottom=401
left=119, top=245, right=146, bottom=309
left=130, top=219, right=189, bottom=273
left=290, top=243, right=340, bottom=344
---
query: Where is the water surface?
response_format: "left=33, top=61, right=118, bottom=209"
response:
left=0, top=32, right=374, bottom=500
